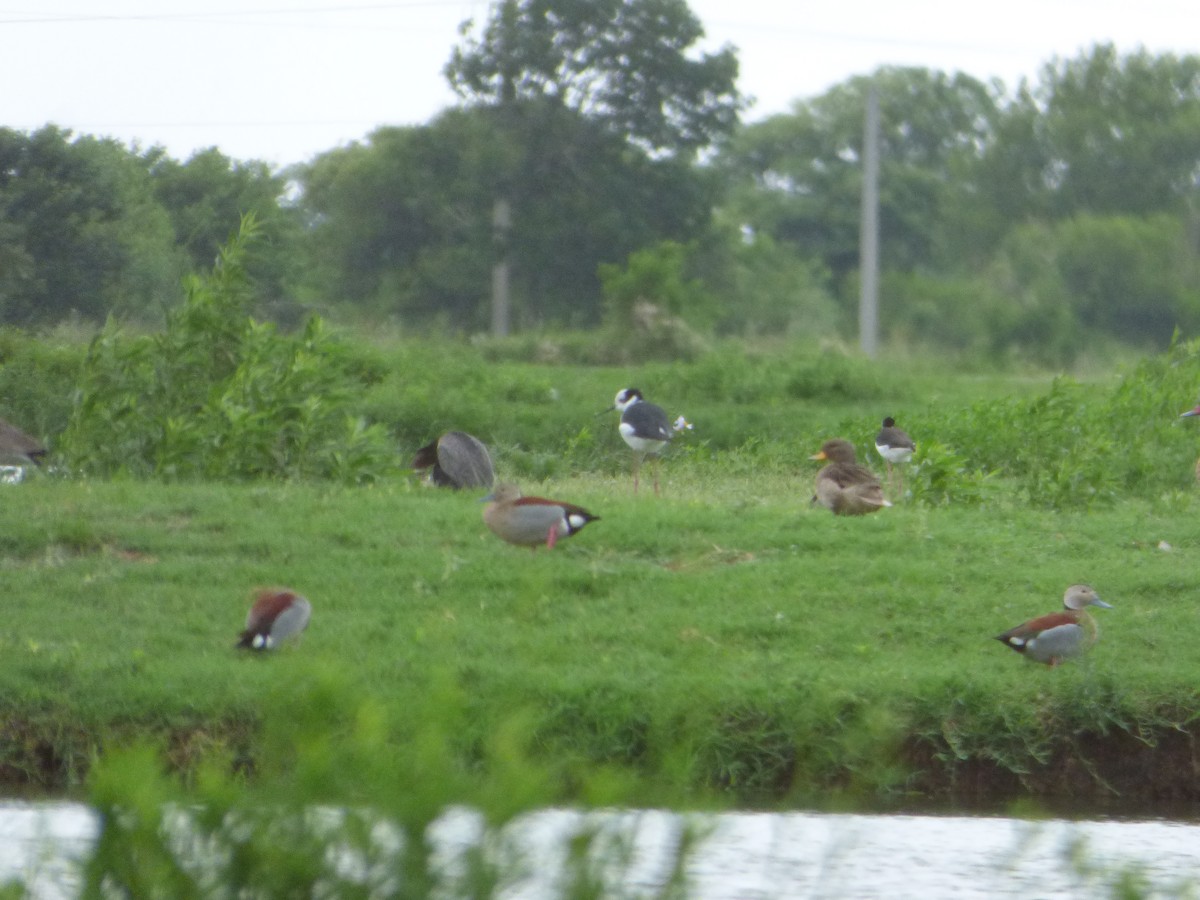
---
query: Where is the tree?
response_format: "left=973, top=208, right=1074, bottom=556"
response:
left=0, top=126, right=183, bottom=325
left=298, top=110, right=509, bottom=330
left=440, top=0, right=743, bottom=328
left=148, top=148, right=303, bottom=316
left=977, top=45, right=1200, bottom=222
left=718, top=67, right=1002, bottom=282
left=445, top=0, right=742, bottom=160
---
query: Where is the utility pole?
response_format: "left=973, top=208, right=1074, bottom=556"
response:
left=859, top=83, right=880, bottom=358
left=490, top=0, right=518, bottom=337
left=491, top=198, right=511, bottom=337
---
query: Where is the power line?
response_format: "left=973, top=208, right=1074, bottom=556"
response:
left=0, top=1, right=483, bottom=25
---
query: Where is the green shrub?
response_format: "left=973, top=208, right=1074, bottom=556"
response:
left=598, top=241, right=713, bottom=362
left=907, top=439, right=995, bottom=507
left=59, top=216, right=398, bottom=483
left=913, top=332, right=1200, bottom=508
left=0, top=326, right=87, bottom=452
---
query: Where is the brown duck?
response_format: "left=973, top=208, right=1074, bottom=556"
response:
left=809, top=439, right=891, bottom=515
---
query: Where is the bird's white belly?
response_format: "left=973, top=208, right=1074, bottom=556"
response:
left=877, top=445, right=913, bottom=464
left=1027, top=623, right=1084, bottom=661
left=619, top=424, right=666, bottom=454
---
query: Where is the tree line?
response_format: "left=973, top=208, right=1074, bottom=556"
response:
left=1, top=0, right=1198, bottom=364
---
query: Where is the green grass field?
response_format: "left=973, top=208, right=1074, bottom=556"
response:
left=8, top=319, right=1200, bottom=822
left=4, top=428, right=1199, bottom=810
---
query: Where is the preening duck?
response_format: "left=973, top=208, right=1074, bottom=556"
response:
left=237, top=588, right=312, bottom=651
left=0, top=418, right=46, bottom=467
left=411, top=431, right=495, bottom=489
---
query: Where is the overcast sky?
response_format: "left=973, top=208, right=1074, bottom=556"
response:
left=2, top=0, right=1194, bottom=168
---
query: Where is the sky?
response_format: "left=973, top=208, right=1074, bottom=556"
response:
left=2, top=0, right=1196, bottom=168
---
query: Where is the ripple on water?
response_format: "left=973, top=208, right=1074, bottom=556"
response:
left=2, top=802, right=1198, bottom=899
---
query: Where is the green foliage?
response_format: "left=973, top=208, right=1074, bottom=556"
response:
left=441, top=0, right=744, bottom=329
left=1051, top=214, right=1200, bottom=344
left=906, top=439, right=995, bottom=507
left=148, top=146, right=305, bottom=318
left=987, top=214, right=1200, bottom=352
left=0, top=326, right=86, bottom=450
left=0, top=125, right=185, bottom=326
left=912, top=333, right=1200, bottom=508
left=446, top=0, right=744, bottom=159
left=1019, top=44, right=1200, bottom=218
left=717, top=66, right=1001, bottom=280
left=298, top=113, right=507, bottom=329
left=59, top=217, right=398, bottom=482
left=598, top=241, right=713, bottom=361
left=881, top=271, right=1019, bottom=359
left=77, top=671, right=695, bottom=897
left=712, top=227, right=841, bottom=339
left=6, top=44, right=1200, bottom=367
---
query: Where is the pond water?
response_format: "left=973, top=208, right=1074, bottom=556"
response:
left=3, top=801, right=1199, bottom=898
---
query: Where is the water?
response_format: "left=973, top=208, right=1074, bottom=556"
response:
left=3, top=801, right=1199, bottom=898
left=0, top=802, right=95, bottom=898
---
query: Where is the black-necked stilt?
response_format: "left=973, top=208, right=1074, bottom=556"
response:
left=411, top=431, right=494, bottom=489
left=994, top=584, right=1112, bottom=667
left=237, top=589, right=312, bottom=651
left=481, top=483, right=599, bottom=550
left=874, top=416, right=915, bottom=497
left=809, top=439, right=891, bottom=515
left=605, top=388, right=672, bottom=495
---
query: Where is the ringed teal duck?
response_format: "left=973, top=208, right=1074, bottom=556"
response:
left=482, top=483, right=599, bottom=550
left=994, top=584, right=1112, bottom=667
left=237, top=588, right=312, bottom=651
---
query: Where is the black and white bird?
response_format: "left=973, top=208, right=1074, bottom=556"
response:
left=874, top=416, right=915, bottom=497
left=605, top=387, right=673, bottom=495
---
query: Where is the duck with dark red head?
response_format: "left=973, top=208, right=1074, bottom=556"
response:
left=237, top=588, right=311, bottom=651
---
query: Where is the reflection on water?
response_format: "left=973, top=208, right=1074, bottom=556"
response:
left=0, top=802, right=95, bottom=899
left=3, top=801, right=1199, bottom=898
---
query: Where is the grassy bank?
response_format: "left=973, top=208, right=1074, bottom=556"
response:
left=8, top=313, right=1200, bottom=819
left=3, top=463, right=1199, bottom=809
